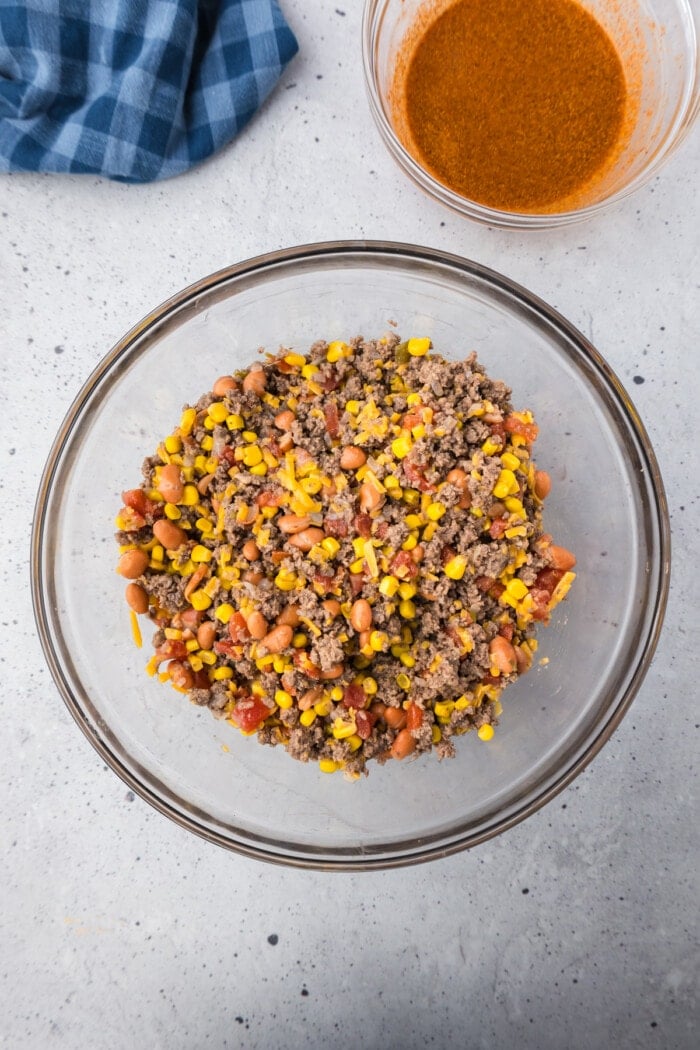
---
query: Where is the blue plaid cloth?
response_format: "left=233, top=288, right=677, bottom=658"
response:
left=0, top=0, right=298, bottom=182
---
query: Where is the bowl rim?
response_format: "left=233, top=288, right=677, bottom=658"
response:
left=361, top=0, right=700, bottom=229
left=31, top=240, right=672, bottom=870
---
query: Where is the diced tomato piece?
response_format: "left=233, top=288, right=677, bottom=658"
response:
left=313, top=573, right=337, bottom=595
left=324, top=516, right=348, bottom=538
left=354, top=513, right=372, bottom=538
left=504, top=415, right=539, bottom=444
left=402, top=408, right=424, bottom=429
left=481, top=673, right=501, bottom=687
left=489, top=422, right=506, bottom=446
left=534, top=568, right=565, bottom=595
left=322, top=369, right=339, bottom=392
left=489, top=517, right=508, bottom=540
left=214, top=639, right=238, bottom=657
left=406, top=702, right=423, bottom=730
left=293, top=651, right=322, bottom=679
left=122, top=488, right=162, bottom=519
left=355, top=709, right=376, bottom=740
left=375, top=521, right=388, bottom=539
left=390, top=550, right=419, bottom=579
left=155, top=639, right=188, bottom=662
left=256, top=489, right=284, bottom=507
left=403, top=459, right=435, bottom=492
left=475, top=575, right=495, bottom=592
left=228, top=612, right=250, bottom=643
left=118, top=506, right=146, bottom=531
left=324, top=402, right=340, bottom=438
left=230, top=695, right=271, bottom=732
left=219, top=446, right=237, bottom=466
left=490, top=581, right=505, bottom=600
left=342, top=684, right=366, bottom=710
left=350, top=573, right=366, bottom=596
left=498, top=622, right=515, bottom=641
left=275, top=358, right=295, bottom=374
left=192, top=669, right=212, bottom=690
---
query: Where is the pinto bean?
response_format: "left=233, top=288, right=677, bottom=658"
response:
left=276, top=605, right=301, bottom=628
left=242, top=539, right=261, bottom=561
left=212, top=375, right=238, bottom=397
left=260, top=624, right=293, bottom=653
left=340, top=446, right=367, bottom=470
left=153, top=519, right=187, bottom=550
left=274, top=409, right=295, bottom=430
left=548, top=544, right=576, bottom=570
left=277, top=514, right=311, bottom=534
left=157, top=463, right=184, bottom=504
left=125, top=582, right=149, bottom=613
left=390, top=728, right=417, bottom=760
left=196, top=621, right=217, bottom=650
left=247, top=611, right=269, bottom=640
left=288, top=527, right=325, bottom=551
left=298, top=688, right=323, bottom=711
left=359, top=482, right=383, bottom=512
left=242, top=366, right=266, bottom=394
left=534, top=470, right=552, bottom=500
left=384, top=707, right=407, bottom=730
left=489, top=636, right=518, bottom=675
left=117, top=549, right=149, bottom=579
left=350, top=598, right=372, bottom=632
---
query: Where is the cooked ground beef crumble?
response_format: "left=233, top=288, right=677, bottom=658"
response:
left=115, top=334, right=576, bottom=778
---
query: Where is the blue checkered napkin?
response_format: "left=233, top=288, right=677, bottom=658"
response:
left=0, top=0, right=298, bottom=182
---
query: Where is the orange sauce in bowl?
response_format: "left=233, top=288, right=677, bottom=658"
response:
left=392, top=0, right=629, bottom=213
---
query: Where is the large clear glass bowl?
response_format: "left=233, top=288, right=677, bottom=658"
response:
left=362, top=0, right=699, bottom=228
left=31, top=242, right=670, bottom=869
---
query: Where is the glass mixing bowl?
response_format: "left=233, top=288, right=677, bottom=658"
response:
left=362, top=0, right=699, bottom=228
left=32, top=242, right=670, bottom=869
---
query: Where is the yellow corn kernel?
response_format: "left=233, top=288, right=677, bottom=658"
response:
left=214, top=603, right=234, bottom=624
left=284, top=352, right=306, bottom=367
left=164, top=434, right=182, bottom=454
left=391, top=434, right=413, bottom=459
left=164, top=627, right=183, bottom=640
left=434, top=700, right=455, bottom=719
left=275, top=689, right=294, bottom=709
left=162, top=503, right=181, bottom=522
left=191, top=545, right=212, bottom=563
left=319, top=758, right=339, bottom=773
left=241, top=445, right=262, bottom=467
left=181, top=484, right=198, bottom=506
left=292, top=632, right=308, bottom=649
left=299, top=709, right=317, bottom=728
left=321, top=537, right=340, bottom=558
left=359, top=677, right=377, bottom=696
left=327, top=340, right=350, bottom=363
left=309, top=698, right=329, bottom=718
left=332, top=719, right=356, bottom=740
left=401, top=532, right=418, bottom=551
left=345, top=399, right=360, bottom=415
left=431, top=725, right=442, bottom=744
left=212, top=666, right=233, bottom=681
left=477, top=724, right=495, bottom=742
left=208, top=402, right=228, bottom=424
left=379, top=575, right=399, bottom=597
left=444, top=555, right=467, bottom=581
left=363, top=541, right=379, bottom=578
left=249, top=463, right=267, bottom=477
left=200, top=435, right=214, bottom=452
left=200, top=650, right=217, bottom=666
left=454, top=695, right=471, bottom=711
left=505, top=525, right=527, bottom=538
left=190, top=590, right=212, bottom=611
left=493, top=469, right=519, bottom=499
left=504, top=496, right=525, bottom=515
left=188, top=656, right=203, bottom=672
left=407, top=337, right=431, bottom=357
left=402, top=489, right=420, bottom=508
left=180, top=407, right=197, bottom=435
left=275, top=571, right=297, bottom=591
left=501, top=451, right=520, bottom=472
left=396, top=673, right=411, bottom=691
left=369, top=631, right=388, bottom=652
left=150, top=544, right=164, bottom=562
left=272, top=655, right=288, bottom=674
left=399, top=651, right=415, bottom=668
left=506, top=578, right=528, bottom=600
left=422, top=522, right=438, bottom=542
left=352, top=536, right=366, bottom=558
left=349, top=558, right=365, bottom=574
left=226, top=413, right=244, bottom=430
left=398, top=582, right=417, bottom=600
left=482, top=438, right=501, bottom=456
left=399, top=599, right=416, bottom=619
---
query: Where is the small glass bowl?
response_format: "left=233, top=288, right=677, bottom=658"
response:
left=32, top=242, right=669, bottom=869
left=362, top=0, right=699, bottom=228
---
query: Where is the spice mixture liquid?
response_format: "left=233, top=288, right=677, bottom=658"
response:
left=396, top=0, right=627, bottom=212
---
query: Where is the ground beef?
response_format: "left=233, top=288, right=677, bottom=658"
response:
left=115, top=334, right=576, bottom=778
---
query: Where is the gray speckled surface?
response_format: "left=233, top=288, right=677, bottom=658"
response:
left=1, top=3, right=698, bottom=1048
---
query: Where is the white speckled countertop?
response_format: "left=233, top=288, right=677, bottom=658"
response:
left=1, top=3, right=698, bottom=1047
